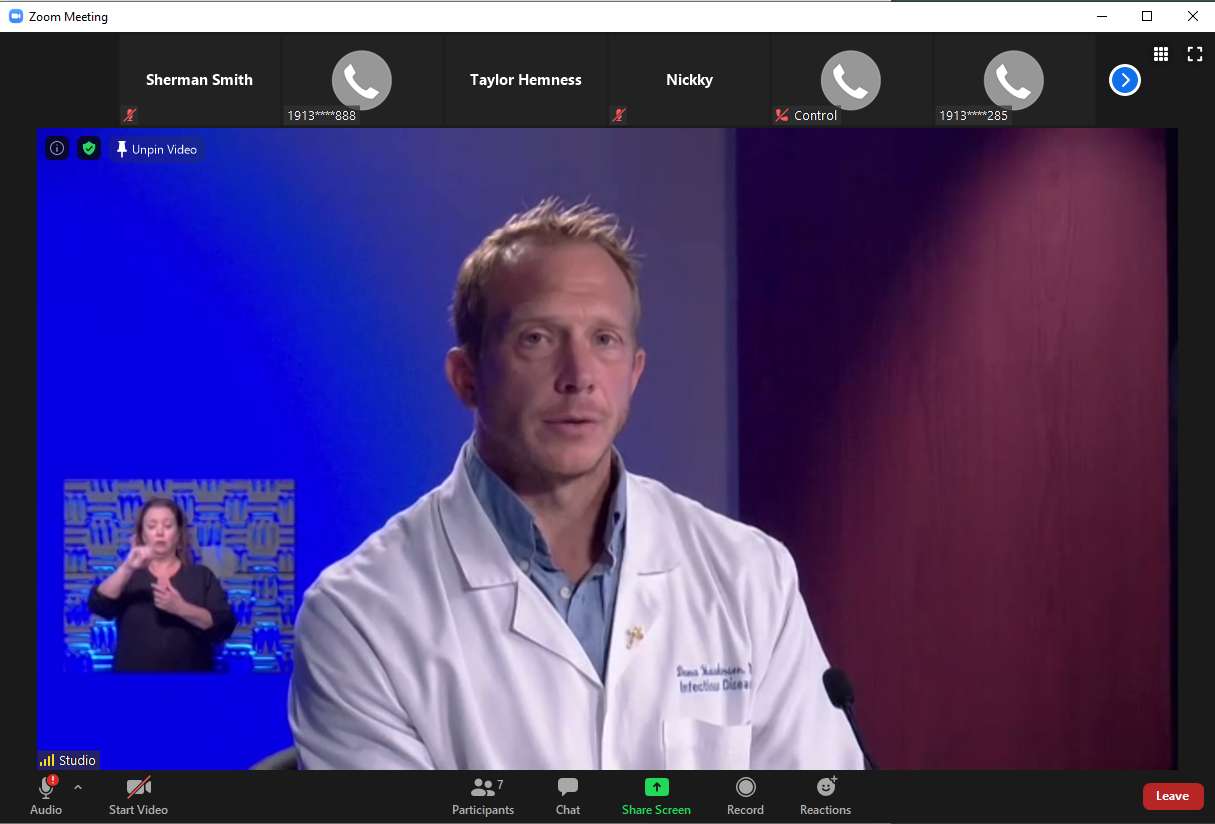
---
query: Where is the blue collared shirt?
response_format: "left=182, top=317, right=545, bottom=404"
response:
left=464, top=439, right=627, bottom=682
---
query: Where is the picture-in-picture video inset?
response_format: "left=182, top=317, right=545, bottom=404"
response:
left=63, top=479, right=295, bottom=674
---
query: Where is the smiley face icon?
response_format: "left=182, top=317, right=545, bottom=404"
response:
left=816, top=776, right=837, bottom=797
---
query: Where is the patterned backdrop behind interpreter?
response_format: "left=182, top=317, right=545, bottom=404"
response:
left=63, top=479, right=295, bottom=673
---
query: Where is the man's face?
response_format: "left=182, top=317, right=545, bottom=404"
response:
left=465, top=241, right=645, bottom=483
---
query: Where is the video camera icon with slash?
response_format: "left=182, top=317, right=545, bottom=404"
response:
left=126, top=776, right=152, bottom=798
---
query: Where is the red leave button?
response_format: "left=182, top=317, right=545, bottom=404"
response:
left=1143, top=783, right=1204, bottom=811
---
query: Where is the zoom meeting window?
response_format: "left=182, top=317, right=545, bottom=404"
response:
left=11, top=9, right=1213, bottom=824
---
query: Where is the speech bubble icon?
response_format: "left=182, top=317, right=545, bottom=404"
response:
left=557, top=777, right=579, bottom=796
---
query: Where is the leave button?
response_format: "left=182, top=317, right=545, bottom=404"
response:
left=1143, top=783, right=1204, bottom=811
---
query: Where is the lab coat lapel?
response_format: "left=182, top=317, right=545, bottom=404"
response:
left=437, top=443, right=601, bottom=687
left=606, top=474, right=681, bottom=691
left=437, top=443, right=517, bottom=590
left=511, top=579, right=601, bottom=687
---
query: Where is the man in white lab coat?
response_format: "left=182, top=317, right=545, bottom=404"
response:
left=288, top=197, right=863, bottom=770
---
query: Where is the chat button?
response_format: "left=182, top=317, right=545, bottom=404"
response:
left=555, top=777, right=581, bottom=817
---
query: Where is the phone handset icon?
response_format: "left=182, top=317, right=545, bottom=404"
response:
left=832, top=63, right=869, bottom=100
left=343, top=63, right=380, bottom=100
left=995, top=63, right=1032, bottom=100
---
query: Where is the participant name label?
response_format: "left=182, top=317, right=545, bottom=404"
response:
left=469, top=73, right=584, bottom=88
left=666, top=73, right=715, bottom=88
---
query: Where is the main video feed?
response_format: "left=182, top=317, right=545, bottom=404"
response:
left=36, top=127, right=1175, bottom=771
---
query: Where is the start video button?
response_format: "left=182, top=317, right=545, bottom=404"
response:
left=1143, top=783, right=1204, bottom=811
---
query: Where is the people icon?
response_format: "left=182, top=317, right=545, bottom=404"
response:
left=470, top=777, right=496, bottom=797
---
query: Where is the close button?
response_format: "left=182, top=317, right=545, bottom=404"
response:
left=1143, top=783, right=1204, bottom=811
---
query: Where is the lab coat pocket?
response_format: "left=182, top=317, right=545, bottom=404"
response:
left=661, top=718, right=752, bottom=769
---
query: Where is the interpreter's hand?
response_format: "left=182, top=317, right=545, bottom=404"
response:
left=152, top=580, right=187, bottom=616
left=124, top=542, right=152, bottom=571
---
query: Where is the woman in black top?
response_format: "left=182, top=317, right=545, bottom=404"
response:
left=88, top=496, right=237, bottom=672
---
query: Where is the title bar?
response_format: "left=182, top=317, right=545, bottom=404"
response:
left=1, top=2, right=1211, bottom=34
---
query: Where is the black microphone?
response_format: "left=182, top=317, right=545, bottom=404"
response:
left=822, top=667, right=879, bottom=770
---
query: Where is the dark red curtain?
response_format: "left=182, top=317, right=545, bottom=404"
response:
left=738, top=129, right=1171, bottom=769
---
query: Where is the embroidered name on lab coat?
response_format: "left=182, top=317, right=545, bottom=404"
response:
left=675, top=663, right=751, bottom=694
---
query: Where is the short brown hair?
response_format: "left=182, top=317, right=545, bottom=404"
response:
left=133, top=496, right=194, bottom=567
left=451, top=197, right=641, bottom=358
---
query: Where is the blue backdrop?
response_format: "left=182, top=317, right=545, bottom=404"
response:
left=37, top=130, right=517, bottom=769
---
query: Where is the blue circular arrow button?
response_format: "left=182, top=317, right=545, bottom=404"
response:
left=1109, top=63, right=1142, bottom=96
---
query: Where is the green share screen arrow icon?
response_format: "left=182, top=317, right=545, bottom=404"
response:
left=644, top=777, right=670, bottom=797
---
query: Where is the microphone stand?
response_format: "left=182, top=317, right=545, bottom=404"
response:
left=841, top=699, right=879, bottom=770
